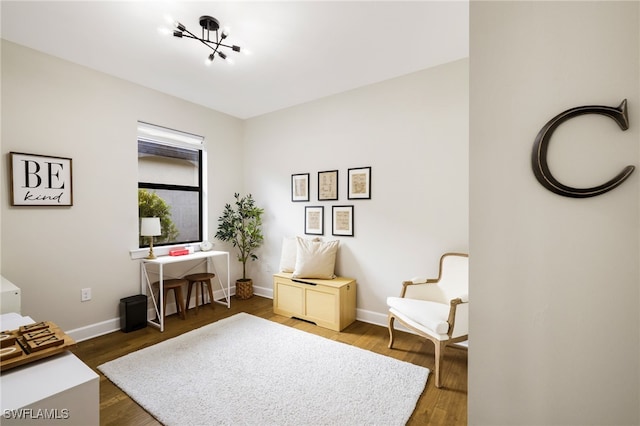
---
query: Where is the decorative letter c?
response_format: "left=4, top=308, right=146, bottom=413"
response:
left=531, top=99, right=635, bottom=198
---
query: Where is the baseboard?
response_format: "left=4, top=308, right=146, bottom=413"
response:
left=69, top=284, right=274, bottom=342
left=252, top=284, right=273, bottom=299
left=67, top=286, right=413, bottom=343
left=356, top=307, right=415, bottom=334
left=66, top=318, right=121, bottom=342
left=355, top=307, right=387, bottom=328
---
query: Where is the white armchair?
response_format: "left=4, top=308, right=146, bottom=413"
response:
left=387, top=252, right=468, bottom=388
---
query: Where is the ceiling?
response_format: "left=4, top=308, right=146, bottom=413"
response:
left=1, top=1, right=468, bottom=119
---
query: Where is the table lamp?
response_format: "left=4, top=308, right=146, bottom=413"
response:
left=140, top=217, right=161, bottom=259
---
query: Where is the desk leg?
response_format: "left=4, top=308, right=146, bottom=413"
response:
left=226, top=252, right=230, bottom=307
left=207, top=253, right=231, bottom=308
left=158, top=264, right=164, bottom=332
left=140, top=264, right=145, bottom=295
left=141, top=262, right=161, bottom=331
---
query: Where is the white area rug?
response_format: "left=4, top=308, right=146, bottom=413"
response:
left=98, top=313, right=429, bottom=425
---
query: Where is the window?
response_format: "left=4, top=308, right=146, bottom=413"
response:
left=137, top=122, right=206, bottom=248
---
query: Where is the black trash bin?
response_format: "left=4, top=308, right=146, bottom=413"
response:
left=119, top=295, right=147, bottom=332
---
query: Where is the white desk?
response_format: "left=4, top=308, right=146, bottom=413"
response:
left=140, top=250, right=230, bottom=331
left=0, top=313, right=99, bottom=425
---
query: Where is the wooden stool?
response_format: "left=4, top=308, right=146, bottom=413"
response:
left=152, top=279, right=187, bottom=320
left=184, top=273, right=216, bottom=313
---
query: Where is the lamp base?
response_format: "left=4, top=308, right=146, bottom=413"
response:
left=146, top=239, right=156, bottom=259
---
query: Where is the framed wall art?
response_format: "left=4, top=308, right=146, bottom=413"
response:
left=332, top=205, right=354, bottom=237
left=10, top=152, right=73, bottom=206
left=318, top=170, right=338, bottom=201
left=305, top=206, right=324, bottom=235
left=347, top=166, right=371, bottom=200
left=291, top=173, right=310, bottom=202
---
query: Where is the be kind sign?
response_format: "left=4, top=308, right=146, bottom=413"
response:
left=10, top=152, right=73, bottom=206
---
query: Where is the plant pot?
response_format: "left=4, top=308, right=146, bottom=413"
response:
left=236, top=278, right=253, bottom=300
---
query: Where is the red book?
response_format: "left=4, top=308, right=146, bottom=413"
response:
left=169, top=249, right=189, bottom=256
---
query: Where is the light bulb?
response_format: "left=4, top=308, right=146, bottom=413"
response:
left=163, top=14, right=175, bottom=25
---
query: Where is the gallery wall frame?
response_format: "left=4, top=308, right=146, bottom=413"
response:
left=10, top=152, right=73, bottom=206
left=291, top=173, right=310, bottom=202
left=305, top=206, right=324, bottom=235
left=347, top=166, right=371, bottom=200
left=318, top=170, right=338, bottom=201
left=332, top=205, right=354, bottom=236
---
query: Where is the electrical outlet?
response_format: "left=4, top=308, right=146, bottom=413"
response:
left=81, top=288, right=92, bottom=302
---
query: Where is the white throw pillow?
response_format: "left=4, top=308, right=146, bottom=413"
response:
left=279, top=237, right=298, bottom=272
left=292, top=237, right=339, bottom=279
left=279, top=236, right=323, bottom=273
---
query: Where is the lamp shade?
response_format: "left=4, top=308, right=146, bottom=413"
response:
left=140, top=217, right=162, bottom=237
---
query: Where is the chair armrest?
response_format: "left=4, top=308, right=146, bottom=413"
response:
left=400, top=279, right=438, bottom=297
left=456, top=293, right=469, bottom=303
left=447, top=297, right=468, bottom=338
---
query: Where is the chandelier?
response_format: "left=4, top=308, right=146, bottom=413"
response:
left=173, top=15, right=241, bottom=63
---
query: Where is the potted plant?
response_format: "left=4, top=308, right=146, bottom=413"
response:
left=215, top=193, right=264, bottom=299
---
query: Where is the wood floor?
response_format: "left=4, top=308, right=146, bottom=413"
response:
left=71, top=295, right=467, bottom=425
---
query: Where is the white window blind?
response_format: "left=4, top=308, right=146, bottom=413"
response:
left=137, top=121, right=204, bottom=149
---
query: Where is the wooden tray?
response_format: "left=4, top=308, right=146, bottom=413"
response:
left=0, top=321, right=75, bottom=372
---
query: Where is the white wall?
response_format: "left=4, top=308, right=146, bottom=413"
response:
left=1, top=40, right=244, bottom=334
left=1, top=42, right=468, bottom=334
left=469, top=2, right=639, bottom=425
left=243, top=59, right=469, bottom=322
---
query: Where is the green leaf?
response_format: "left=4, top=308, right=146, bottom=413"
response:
left=214, top=193, right=265, bottom=280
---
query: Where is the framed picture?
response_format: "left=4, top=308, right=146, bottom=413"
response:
left=347, top=166, right=371, bottom=200
left=10, top=152, right=73, bottom=206
left=305, top=206, right=324, bottom=235
left=332, top=205, right=354, bottom=236
left=318, top=170, right=338, bottom=201
left=291, top=173, right=310, bottom=202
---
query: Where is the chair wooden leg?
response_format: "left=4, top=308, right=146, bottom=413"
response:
left=204, top=280, right=215, bottom=310
left=195, top=283, right=202, bottom=314
left=163, top=289, right=169, bottom=322
left=197, top=283, right=203, bottom=308
left=387, top=314, right=396, bottom=349
left=174, top=287, right=186, bottom=320
left=186, top=282, right=194, bottom=311
left=434, top=341, right=445, bottom=388
left=179, top=287, right=187, bottom=320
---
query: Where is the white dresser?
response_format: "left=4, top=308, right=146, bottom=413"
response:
left=0, top=313, right=99, bottom=425
left=1, top=276, right=21, bottom=314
